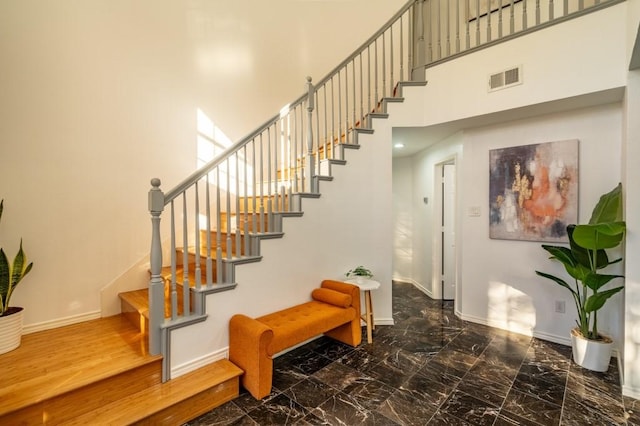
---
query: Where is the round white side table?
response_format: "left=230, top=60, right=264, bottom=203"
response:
left=345, top=278, right=380, bottom=344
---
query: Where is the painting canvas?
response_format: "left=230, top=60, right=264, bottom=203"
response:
left=489, top=140, right=579, bottom=242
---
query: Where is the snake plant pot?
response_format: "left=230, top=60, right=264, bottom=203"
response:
left=571, top=328, right=613, bottom=372
left=0, top=307, right=24, bottom=355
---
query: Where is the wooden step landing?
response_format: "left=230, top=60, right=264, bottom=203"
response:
left=0, top=314, right=162, bottom=424
left=66, top=359, right=242, bottom=426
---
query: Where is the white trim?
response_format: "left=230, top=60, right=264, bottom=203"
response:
left=623, top=383, right=640, bottom=400
left=22, top=310, right=102, bottom=335
left=374, top=317, right=395, bottom=326
left=531, top=329, right=571, bottom=346
left=171, top=347, right=228, bottom=379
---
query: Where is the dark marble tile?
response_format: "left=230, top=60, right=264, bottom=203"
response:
left=311, top=392, right=378, bottom=425
left=337, top=347, right=381, bottom=372
left=399, top=372, right=456, bottom=407
left=245, top=393, right=308, bottom=425
left=416, top=358, right=464, bottom=386
left=517, top=359, right=568, bottom=388
left=427, top=410, right=474, bottom=425
left=188, top=281, right=630, bottom=426
left=365, top=355, right=415, bottom=388
left=510, top=372, right=566, bottom=406
left=184, top=401, right=247, bottom=425
left=376, top=388, right=439, bottom=426
left=501, top=388, right=562, bottom=425
left=454, top=372, right=511, bottom=407
left=625, top=395, right=640, bottom=425
left=467, top=358, right=519, bottom=388
left=310, top=337, right=356, bottom=360
left=428, top=347, right=478, bottom=378
left=562, top=389, right=627, bottom=425
left=311, top=360, right=371, bottom=392
left=527, top=338, right=572, bottom=363
left=493, top=410, right=541, bottom=426
left=233, top=389, right=280, bottom=413
left=272, top=363, right=309, bottom=393
left=445, top=329, right=494, bottom=357
left=284, top=377, right=337, bottom=412
left=376, top=346, right=432, bottom=376
left=437, top=389, right=499, bottom=426
left=289, top=352, right=334, bottom=376
left=343, top=375, right=396, bottom=411
left=566, top=361, right=622, bottom=401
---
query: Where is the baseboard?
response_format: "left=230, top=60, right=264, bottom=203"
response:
left=531, top=329, right=571, bottom=346
left=374, top=317, right=395, bottom=326
left=22, top=310, right=102, bottom=335
left=623, top=383, right=640, bottom=399
left=459, top=312, right=574, bottom=346
left=171, top=348, right=229, bottom=379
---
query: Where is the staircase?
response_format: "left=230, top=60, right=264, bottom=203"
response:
left=0, top=314, right=242, bottom=424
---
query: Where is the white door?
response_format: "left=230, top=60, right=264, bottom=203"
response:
left=442, top=164, right=456, bottom=300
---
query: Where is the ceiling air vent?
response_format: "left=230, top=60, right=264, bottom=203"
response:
left=488, top=65, right=522, bottom=92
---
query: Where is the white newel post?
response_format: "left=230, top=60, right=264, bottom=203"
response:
left=306, top=76, right=316, bottom=193
left=148, top=178, right=165, bottom=355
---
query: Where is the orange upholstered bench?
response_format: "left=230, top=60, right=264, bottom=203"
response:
left=229, top=280, right=362, bottom=399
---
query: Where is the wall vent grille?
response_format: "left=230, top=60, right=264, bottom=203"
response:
left=489, top=66, right=522, bottom=92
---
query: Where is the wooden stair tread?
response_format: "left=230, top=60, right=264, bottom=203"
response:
left=0, top=315, right=161, bottom=417
left=65, top=359, right=242, bottom=425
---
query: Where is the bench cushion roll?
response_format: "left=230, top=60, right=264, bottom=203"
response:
left=311, top=288, right=352, bottom=308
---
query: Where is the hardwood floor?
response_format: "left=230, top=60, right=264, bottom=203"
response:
left=0, top=314, right=241, bottom=425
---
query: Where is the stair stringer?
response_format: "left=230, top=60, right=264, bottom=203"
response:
left=166, top=82, right=430, bottom=379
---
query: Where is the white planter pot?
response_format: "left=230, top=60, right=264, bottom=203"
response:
left=571, top=328, right=613, bottom=372
left=0, top=307, right=24, bottom=355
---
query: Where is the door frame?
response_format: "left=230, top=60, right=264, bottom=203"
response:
left=432, top=156, right=458, bottom=304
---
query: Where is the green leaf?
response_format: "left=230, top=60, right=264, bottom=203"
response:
left=589, top=183, right=623, bottom=224
left=541, top=245, right=576, bottom=268
left=535, top=270, right=578, bottom=296
left=573, top=222, right=626, bottom=250
left=567, top=225, right=608, bottom=270
left=540, top=244, right=589, bottom=282
left=0, top=249, right=9, bottom=312
left=583, top=273, right=624, bottom=292
left=584, top=286, right=624, bottom=313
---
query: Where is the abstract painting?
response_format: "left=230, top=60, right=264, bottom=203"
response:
left=489, top=140, right=579, bottom=242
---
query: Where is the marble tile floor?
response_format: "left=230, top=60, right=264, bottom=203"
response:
left=186, top=281, right=639, bottom=425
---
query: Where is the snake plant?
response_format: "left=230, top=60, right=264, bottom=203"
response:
left=535, top=183, right=625, bottom=340
left=0, top=200, right=34, bottom=316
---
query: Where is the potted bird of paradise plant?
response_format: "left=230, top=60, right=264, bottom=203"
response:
left=535, top=183, right=625, bottom=372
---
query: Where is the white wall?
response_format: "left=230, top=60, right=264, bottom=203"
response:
left=623, top=0, right=640, bottom=399
left=422, top=2, right=628, bottom=127
left=0, top=0, right=405, bottom=328
left=460, top=104, right=623, bottom=343
left=392, top=155, right=413, bottom=282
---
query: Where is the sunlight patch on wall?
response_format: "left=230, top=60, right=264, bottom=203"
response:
left=488, top=281, right=536, bottom=336
left=197, top=108, right=253, bottom=194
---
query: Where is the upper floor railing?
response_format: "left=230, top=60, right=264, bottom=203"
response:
left=147, top=0, right=624, bottom=359
left=414, top=0, right=624, bottom=71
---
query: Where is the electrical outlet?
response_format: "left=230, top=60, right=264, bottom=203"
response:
left=555, top=300, right=566, bottom=314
